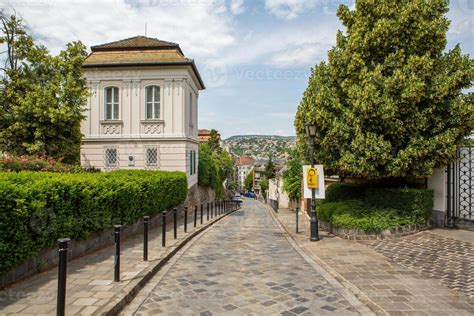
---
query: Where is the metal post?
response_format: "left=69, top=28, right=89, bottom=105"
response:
left=194, top=205, right=198, bottom=228
left=114, top=225, right=122, bottom=282
left=296, top=207, right=299, bottom=233
left=309, top=142, right=319, bottom=241
left=162, top=211, right=167, bottom=247
left=211, top=201, right=214, bottom=219
left=184, top=207, right=188, bottom=233
left=207, top=203, right=209, bottom=221
left=56, top=238, right=70, bottom=316
left=143, top=216, right=149, bottom=261
left=200, top=204, right=203, bottom=224
left=173, top=208, right=177, bottom=239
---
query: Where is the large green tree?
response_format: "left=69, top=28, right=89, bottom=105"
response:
left=0, top=12, right=88, bottom=163
left=295, top=0, right=473, bottom=180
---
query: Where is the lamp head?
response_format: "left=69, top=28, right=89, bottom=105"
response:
left=305, top=123, right=317, bottom=138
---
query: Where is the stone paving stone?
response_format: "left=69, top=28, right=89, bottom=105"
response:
left=363, top=232, right=474, bottom=299
left=274, top=207, right=474, bottom=315
left=124, top=200, right=365, bottom=315
left=0, top=209, right=223, bottom=315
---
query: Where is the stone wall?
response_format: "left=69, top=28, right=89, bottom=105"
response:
left=319, top=221, right=428, bottom=241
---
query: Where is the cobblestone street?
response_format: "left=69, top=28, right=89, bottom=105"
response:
left=123, top=199, right=370, bottom=315
left=364, top=231, right=474, bottom=298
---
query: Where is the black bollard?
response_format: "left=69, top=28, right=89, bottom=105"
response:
left=144, top=216, right=149, bottom=261
left=194, top=205, right=198, bottom=228
left=200, top=204, right=204, bottom=224
left=114, top=225, right=122, bottom=282
left=296, top=207, right=299, bottom=233
left=173, top=208, right=177, bottom=239
left=56, top=238, right=70, bottom=316
left=184, top=207, right=188, bottom=233
left=162, top=211, right=167, bottom=247
left=207, top=203, right=209, bottom=221
left=211, top=201, right=214, bottom=219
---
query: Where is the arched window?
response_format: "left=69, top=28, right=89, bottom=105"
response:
left=145, top=85, right=160, bottom=119
left=104, top=87, right=119, bottom=120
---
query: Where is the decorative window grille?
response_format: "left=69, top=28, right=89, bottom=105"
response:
left=105, top=87, right=119, bottom=120
left=104, top=148, right=118, bottom=167
left=145, top=86, right=160, bottom=119
left=145, top=147, right=159, bottom=167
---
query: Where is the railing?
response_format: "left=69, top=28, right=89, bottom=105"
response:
left=55, top=199, right=240, bottom=316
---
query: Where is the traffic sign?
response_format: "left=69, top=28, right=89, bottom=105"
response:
left=303, top=165, right=325, bottom=199
left=306, top=168, right=318, bottom=189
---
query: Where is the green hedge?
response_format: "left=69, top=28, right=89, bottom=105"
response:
left=0, top=170, right=187, bottom=273
left=365, top=188, right=434, bottom=221
left=318, top=183, right=434, bottom=231
left=318, top=200, right=415, bottom=231
left=325, top=183, right=366, bottom=202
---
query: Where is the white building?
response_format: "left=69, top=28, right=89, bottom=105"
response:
left=80, top=36, right=205, bottom=188
left=234, top=156, right=255, bottom=192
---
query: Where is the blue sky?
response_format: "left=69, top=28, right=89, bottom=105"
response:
left=2, top=0, right=473, bottom=138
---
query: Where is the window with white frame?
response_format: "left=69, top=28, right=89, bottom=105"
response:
left=145, top=85, right=160, bottom=119
left=104, top=148, right=118, bottom=167
left=105, top=87, right=119, bottom=120
left=145, top=147, right=158, bottom=167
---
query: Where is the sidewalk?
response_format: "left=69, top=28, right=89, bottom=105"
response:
left=0, top=207, right=233, bottom=315
left=272, top=206, right=474, bottom=316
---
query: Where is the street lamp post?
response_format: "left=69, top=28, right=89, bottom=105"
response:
left=305, top=123, right=319, bottom=241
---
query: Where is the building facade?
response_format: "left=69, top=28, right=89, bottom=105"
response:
left=234, top=156, right=255, bottom=192
left=80, top=36, right=205, bottom=188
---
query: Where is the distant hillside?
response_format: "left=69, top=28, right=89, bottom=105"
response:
left=223, top=135, right=296, bottom=162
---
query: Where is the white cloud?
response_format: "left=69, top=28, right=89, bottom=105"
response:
left=268, top=41, right=331, bottom=67
left=264, top=0, right=316, bottom=20
left=2, top=0, right=235, bottom=61
left=230, top=0, right=245, bottom=15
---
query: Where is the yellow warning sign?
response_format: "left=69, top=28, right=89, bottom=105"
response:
left=306, top=168, right=318, bottom=189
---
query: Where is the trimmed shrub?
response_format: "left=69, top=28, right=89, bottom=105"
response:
left=0, top=170, right=187, bottom=273
left=325, top=183, right=366, bottom=202
left=318, top=200, right=415, bottom=231
left=365, top=188, right=434, bottom=221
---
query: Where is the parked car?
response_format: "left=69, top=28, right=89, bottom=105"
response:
left=243, top=192, right=255, bottom=198
left=232, top=194, right=243, bottom=204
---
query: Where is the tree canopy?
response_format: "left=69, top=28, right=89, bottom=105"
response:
left=0, top=12, right=88, bottom=163
left=265, top=156, right=276, bottom=179
left=294, top=0, right=473, bottom=180
left=244, top=169, right=254, bottom=192
left=198, top=134, right=233, bottom=198
left=282, top=149, right=302, bottom=201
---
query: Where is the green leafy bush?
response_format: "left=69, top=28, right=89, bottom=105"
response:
left=325, top=183, right=366, bottom=202
left=319, top=183, right=434, bottom=231
left=0, top=170, right=187, bottom=273
left=318, top=200, right=415, bottom=231
left=365, top=188, right=434, bottom=221
left=0, top=155, right=99, bottom=173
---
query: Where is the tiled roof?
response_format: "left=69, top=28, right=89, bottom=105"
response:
left=91, top=36, right=181, bottom=53
left=198, top=129, right=211, bottom=136
left=83, top=50, right=190, bottom=65
left=83, top=36, right=205, bottom=90
left=234, top=156, right=255, bottom=166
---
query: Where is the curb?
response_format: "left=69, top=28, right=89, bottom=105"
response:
left=261, top=202, right=383, bottom=316
left=97, top=207, right=239, bottom=316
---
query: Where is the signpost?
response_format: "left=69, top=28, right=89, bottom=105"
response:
left=303, top=165, right=325, bottom=199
